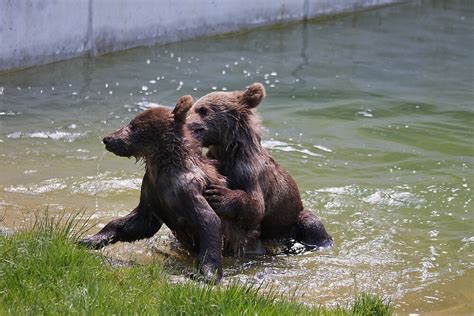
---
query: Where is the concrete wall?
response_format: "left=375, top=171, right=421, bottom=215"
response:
left=0, top=0, right=405, bottom=72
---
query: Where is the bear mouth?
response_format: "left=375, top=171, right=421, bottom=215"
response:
left=104, top=142, right=133, bottom=158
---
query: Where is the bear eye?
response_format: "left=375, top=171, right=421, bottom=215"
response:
left=197, top=107, right=208, bottom=116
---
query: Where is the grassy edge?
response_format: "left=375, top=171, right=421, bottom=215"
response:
left=0, top=212, right=393, bottom=315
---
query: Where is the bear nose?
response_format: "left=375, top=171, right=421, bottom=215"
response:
left=102, top=136, right=111, bottom=145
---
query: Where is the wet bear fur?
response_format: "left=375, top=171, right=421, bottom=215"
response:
left=186, top=83, right=333, bottom=249
left=80, top=96, right=257, bottom=284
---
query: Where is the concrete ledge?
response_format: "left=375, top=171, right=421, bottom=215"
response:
left=0, top=0, right=405, bottom=72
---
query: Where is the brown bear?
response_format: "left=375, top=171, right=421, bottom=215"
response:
left=185, top=83, right=333, bottom=249
left=79, top=96, right=256, bottom=284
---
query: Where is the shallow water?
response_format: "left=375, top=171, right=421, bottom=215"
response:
left=1, top=0, right=473, bottom=313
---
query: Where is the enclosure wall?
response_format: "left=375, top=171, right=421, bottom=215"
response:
left=0, top=0, right=404, bottom=71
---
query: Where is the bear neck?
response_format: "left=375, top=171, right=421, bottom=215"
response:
left=146, top=128, right=201, bottom=176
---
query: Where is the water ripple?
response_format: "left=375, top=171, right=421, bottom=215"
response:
left=4, top=178, right=67, bottom=195
left=262, top=140, right=323, bottom=157
left=7, top=131, right=86, bottom=142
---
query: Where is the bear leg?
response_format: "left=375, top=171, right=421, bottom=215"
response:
left=294, top=209, right=333, bottom=249
left=78, top=207, right=162, bottom=249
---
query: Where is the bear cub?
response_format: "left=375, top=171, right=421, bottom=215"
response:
left=80, top=96, right=255, bottom=284
left=186, top=83, right=333, bottom=249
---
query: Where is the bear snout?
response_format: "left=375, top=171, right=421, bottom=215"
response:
left=102, top=136, right=111, bottom=145
left=102, top=135, right=118, bottom=153
left=102, top=129, right=133, bottom=157
left=103, top=135, right=119, bottom=153
left=103, top=138, right=131, bottom=157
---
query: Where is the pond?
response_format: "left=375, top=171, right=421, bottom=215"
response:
left=0, top=0, right=472, bottom=313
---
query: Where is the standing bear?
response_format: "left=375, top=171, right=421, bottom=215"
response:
left=80, top=96, right=257, bottom=284
left=186, top=83, right=333, bottom=249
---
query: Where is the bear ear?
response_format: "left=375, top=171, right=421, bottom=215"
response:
left=241, top=82, right=266, bottom=109
left=173, top=95, right=194, bottom=124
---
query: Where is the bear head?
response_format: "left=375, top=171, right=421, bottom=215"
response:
left=102, top=95, right=194, bottom=159
left=186, top=83, right=265, bottom=147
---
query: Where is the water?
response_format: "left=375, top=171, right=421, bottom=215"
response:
left=1, top=0, right=473, bottom=313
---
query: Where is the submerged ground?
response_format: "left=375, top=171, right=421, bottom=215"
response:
left=0, top=0, right=473, bottom=313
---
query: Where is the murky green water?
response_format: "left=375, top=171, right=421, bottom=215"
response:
left=1, top=0, right=473, bottom=313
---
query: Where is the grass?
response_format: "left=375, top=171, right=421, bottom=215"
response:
left=0, top=213, right=393, bottom=315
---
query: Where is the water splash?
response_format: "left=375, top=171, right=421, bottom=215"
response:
left=7, top=131, right=86, bottom=142
left=4, top=178, right=68, bottom=195
left=356, top=110, right=374, bottom=118
left=135, top=101, right=170, bottom=111
left=95, top=151, right=107, bottom=212
left=262, top=140, right=322, bottom=157
left=0, top=110, right=22, bottom=116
